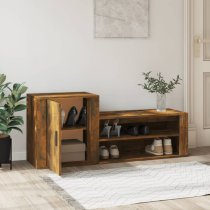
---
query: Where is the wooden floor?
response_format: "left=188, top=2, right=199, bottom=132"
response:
left=0, top=147, right=210, bottom=210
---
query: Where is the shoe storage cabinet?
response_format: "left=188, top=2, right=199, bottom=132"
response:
left=99, top=110, right=188, bottom=163
left=27, top=92, right=99, bottom=175
left=27, top=92, right=188, bottom=175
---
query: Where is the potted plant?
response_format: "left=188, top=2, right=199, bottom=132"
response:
left=138, top=72, right=182, bottom=112
left=0, top=74, right=27, bottom=169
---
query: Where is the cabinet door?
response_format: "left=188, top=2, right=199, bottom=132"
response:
left=47, top=100, right=61, bottom=175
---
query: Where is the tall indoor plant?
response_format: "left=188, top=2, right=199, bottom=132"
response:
left=0, top=74, right=27, bottom=169
left=138, top=72, right=182, bottom=112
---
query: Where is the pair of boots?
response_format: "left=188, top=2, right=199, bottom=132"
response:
left=145, top=138, right=173, bottom=156
left=64, top=106, right=87, bottom=127
left=100, top=145, right=119, bottom=160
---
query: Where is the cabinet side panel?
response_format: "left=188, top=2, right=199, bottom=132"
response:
left=179, top=113, right=188, bottom=156
left=34, top=98, right=48, bottom=168
left=86, top=96, right=99, bottom=164
left=27, top=95, right=35, bottom=166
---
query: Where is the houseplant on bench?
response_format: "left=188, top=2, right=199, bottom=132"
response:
left=138, top=72, right=182, bottom=112
left=0, top=74, right=27, bottom=169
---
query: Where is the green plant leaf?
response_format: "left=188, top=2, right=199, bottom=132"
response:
left=18, top=96, right=26, bottom=101
left=0, top=116, right=7, bottom=123
left=8, top=126, right=23, bottom=133
left=0, top=92, right=5, bottom=99
left=18, top=85, right=28, bottom=94
left=0, top=123, right=8, bottom=131
left=11, top=116, right=24, bottom=124
left=4, top=104, right=13, bottom=115
left=0, top=82, right=11, bottom=90
left=14, top=104, right=27, bottom=112
left=8, top=121, right=22, bottom=126
left=12, top=91, right=19, bottom=101
left=0, top=108, right=6, bottom=114
left=7, top=95, right=15, bottom=105
left=6, top=98, right=13, bottom=108
left=13, top=83, right=22, bottom=90
left=11, top=93, right=16, bottom=102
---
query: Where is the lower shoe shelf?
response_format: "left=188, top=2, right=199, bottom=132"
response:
left=99, top=130, right=179, bottom=142
left=62, top=153, right=181, bottom=166
left=99, top=152, right=181, bottom=164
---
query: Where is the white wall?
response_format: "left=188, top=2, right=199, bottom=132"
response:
left=0, top=0, right=184, bottom=160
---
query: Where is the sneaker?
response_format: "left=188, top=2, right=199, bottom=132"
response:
left=145, top=139, right=163, bottom=155
left=100, top=146, right=109, bottom=160
left=109, top=145, right=120, bottom=159
left=163, top=138, right=173, bottom=155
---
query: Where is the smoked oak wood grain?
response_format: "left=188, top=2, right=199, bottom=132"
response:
left=99, top=109, right=188, bottom=163
left=27, top=92, right=99, bottom=169
left=47, top=100, right=61, bottom=175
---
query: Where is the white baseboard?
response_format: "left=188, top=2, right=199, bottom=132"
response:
left=12, top=152, right=26, bottom=161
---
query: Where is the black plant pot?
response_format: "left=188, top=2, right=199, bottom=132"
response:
left=0, top=135, right=12, bottom=170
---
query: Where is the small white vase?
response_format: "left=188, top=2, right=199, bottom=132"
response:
left=156, top=93, right=166, bottom=112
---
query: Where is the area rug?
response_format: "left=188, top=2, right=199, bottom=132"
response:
left=45, top=161, right=210, bottom=209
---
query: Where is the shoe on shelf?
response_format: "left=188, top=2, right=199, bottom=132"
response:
left=139, top=125, right=150, bottom=135
left=100, top=120, right=112, bottom=138
left=125, top=125, right=139, bottom=136
left=163, top=138, right=173, bottom=155
left=124, top=125, right=149, bottom=136
left=100, top=146, right=109, bottom=160
left=110, top=119, right=122, bottom=137
left=76, top=106, right=87, bottom=126
left=109, top=145, right=119, bottom=159
left=145, top=139, right=163, bottom=156
left=64, top=106, right=78, bottom=127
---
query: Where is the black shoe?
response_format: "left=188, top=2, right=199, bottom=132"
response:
left=125, top=125, right=139, bottom=136
left=124, top=125, right=150, bottom=136
left=139, top=125, right=149, bottom=135
left=77, top=106, right=87, bottom=126
left=64, top=106, right=78, bottom=127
